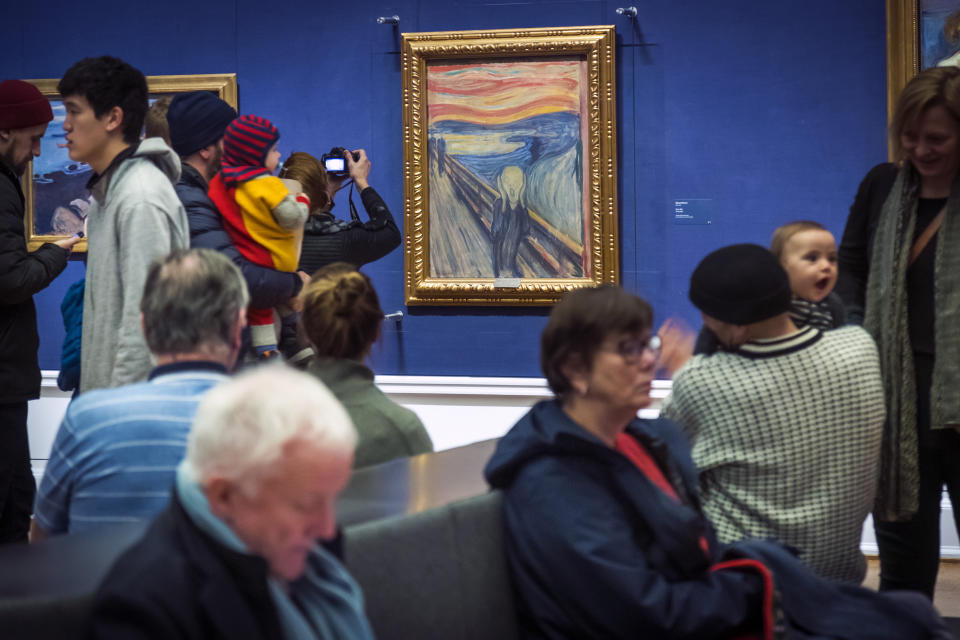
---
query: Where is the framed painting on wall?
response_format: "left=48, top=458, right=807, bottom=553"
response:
left=887, top=0, right=960, bottom=122
left=21, top=73, right=238, bottom=252
left=400, top=25, right=618, bottom=306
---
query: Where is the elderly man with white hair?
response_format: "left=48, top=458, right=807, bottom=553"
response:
left=88, top=366, right=375, bottom=640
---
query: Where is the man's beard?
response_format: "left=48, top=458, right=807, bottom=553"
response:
left=1, top=148, right=28, bottom=177
left=208, top=145, right=223, bottom=180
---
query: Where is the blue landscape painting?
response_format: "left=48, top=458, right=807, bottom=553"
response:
left=426, top=59, right=588, bottom=279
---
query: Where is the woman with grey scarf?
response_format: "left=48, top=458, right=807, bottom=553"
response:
left=837, top=66, right=960, bottom=599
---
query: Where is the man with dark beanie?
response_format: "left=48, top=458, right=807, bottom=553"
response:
left=166, top=92, right=307, bottom=326
left=661, top=243, right=885, bottom=584
left=0, top=79, right=80, bottom=543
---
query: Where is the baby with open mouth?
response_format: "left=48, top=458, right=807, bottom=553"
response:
left=771, top=220, right=845, bottom=330
left=688, top=220, right=846, bottom=358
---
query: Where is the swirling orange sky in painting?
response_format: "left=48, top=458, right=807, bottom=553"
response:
left=427, top=60, right=582, bottom=126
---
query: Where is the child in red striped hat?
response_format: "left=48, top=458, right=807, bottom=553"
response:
left=208, top=114, right=310, bottom=359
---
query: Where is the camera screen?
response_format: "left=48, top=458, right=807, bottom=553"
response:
left=325, top=157, right=346, bottom=172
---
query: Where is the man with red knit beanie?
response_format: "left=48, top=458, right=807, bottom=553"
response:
left=208, top=114, right=309, bottom=359
left=0, top=79, right=80, bottom=544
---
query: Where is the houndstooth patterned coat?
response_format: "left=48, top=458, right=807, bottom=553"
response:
left=662, top=326, right=885, bottom=583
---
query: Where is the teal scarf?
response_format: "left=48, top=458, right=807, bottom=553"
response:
left=175, top=464, right=374, bottom=640
left=864, top=165, right=960, bottom=521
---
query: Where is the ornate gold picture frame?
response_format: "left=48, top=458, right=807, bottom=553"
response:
left=22, top=73, right=238, bottom=252
left=401, top=26, right=618, bottom=306
left=886, top=1, right=960, bottom=122
left=886, top=0, right=918, bottom=127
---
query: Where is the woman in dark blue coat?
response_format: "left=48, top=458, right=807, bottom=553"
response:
left=484, top=285, right=948, bottom=639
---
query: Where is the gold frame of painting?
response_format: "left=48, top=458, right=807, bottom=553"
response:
left=21, top=73, right=238, bottom=252
left=886, top=0, right=918, bottom=130
left=401, top=25, right=618, bottom=306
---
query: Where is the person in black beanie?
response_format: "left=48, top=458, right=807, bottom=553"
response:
left=661, top=243, right=887, bottom=584
left=166, top=92, right=310, bottom=363
left=0, top=79, right=80, bottom=543
left=688, top=243, right=793, bottom=346
left=689, top=243, right=793, bottom=354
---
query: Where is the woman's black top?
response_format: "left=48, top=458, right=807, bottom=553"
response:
left=907, top=197, right=944, bottom=355
left=298, top=186, right=401, bottom=275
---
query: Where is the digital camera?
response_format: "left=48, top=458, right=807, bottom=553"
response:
left=321, top=147, right=360, bottom=177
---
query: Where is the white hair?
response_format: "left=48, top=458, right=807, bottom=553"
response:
left=184, top=364, right=356, bottom=488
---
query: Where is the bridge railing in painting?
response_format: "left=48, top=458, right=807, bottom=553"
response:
left=441, top=154, right=585, bottom=278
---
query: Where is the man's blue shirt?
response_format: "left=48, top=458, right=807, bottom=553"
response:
left=34, top=362, right=228, bottom=534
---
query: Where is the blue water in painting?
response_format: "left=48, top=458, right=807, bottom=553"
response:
left=433, top=112, right=580, bottom=184
left=32, top=95, right=164, bottom=181
left=30, top=95, right=171, bottom=235
left=431, top=112, right=584, bottom=242
left=920, top=4, right=960, bottom=68
left=33, top=101, right=91, bottom=182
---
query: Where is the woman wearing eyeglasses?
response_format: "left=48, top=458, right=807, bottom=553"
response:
left=484, top=285, right=947, bottom=639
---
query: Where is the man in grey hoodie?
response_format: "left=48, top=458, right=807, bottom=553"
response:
left=58, top=57, right=189, bottom=392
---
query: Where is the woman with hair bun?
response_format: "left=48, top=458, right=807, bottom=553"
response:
left=299, top=262, right=432, bottom=467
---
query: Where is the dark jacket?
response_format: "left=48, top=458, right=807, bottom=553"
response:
left=0, top=156, right=69, bottom=403
left=484, top=400, right=947, bottom=640
left=484, top=401, right=764, bottom=639
left=88, top=492, right=284, bottom=640
left=298, top=186, right=401, bottom=275
left=177, top=163, right=301, bottom=309
left=836, top=162, right=899, bottom=324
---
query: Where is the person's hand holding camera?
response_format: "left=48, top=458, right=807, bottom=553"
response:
left=345, top=148, right=371, bottom=191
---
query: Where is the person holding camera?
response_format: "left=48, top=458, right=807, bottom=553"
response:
left=279, top=148, right=401, bottom=275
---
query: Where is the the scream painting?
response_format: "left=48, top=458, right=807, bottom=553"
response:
left=426, top=59, right=589, bottom=280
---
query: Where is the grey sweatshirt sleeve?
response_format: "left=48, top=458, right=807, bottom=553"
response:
left=111, top=200, right=185, bottom=386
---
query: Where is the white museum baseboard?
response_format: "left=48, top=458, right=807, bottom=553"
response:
left=28, top=371, right=960, bottom=557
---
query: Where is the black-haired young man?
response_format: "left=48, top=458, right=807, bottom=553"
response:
left=59, top=56, right=188, bottom=392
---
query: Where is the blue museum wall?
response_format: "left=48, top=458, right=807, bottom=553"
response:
left=1, top=0, right=887, bottom=377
